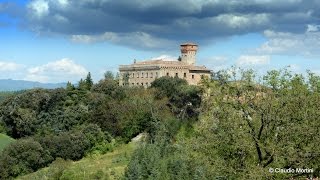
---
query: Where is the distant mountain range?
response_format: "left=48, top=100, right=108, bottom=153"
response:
left=0, top=79, right=67, bottom=91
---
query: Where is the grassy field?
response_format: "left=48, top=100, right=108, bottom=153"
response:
left=0, top=133, right=15, bottom=152
left=17, top=142, right=137, bottom=180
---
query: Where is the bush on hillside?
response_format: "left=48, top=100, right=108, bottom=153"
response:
left=0, top=138, right=52, bottom=179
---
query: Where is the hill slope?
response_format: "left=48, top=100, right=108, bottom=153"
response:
left=17, top=143, right=136, bottom=180
left=0, top=133, right=15, bottom=152
left=0, top=79, right=66, bottom=91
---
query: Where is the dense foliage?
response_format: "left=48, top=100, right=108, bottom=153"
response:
left=0, top=69, right=319, bottom=179
left=0, top=73, right=199, bottom=179
left=125, top=68, right=320, bottom=179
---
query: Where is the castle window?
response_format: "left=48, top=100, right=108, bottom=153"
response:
left=156, top=72, right=158, bottom=78
left=146, top=82, right=148, bottom=86
left=151, top=72, right=153, bottom=78
left=166, top=72, right=169, bottom=76
left=184, top=73, right=187, bottom=78
left=146, top=73, right=148, bottom=78
left=141, top=83, right=144, bottom=86
left=141, top=72, right=144, bottom=78
left=132, top=83, right=134, bottom=86
left=175, top=73, right=178, bottom=77
left=137, top=72, right=139, bottom=78
left=132, top=73, right=135, bottom=78
left=137, top=83, right=139, bottom=85
left=192, top=75, right=194, bottom=79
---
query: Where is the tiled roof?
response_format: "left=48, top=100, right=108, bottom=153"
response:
left=135, top=59, right=188, bottom=66
left=120, top=59, right=211, bottom=72
left=189, top=66, right=211, bottom=71
left=180, top=42, right=198, bottom=46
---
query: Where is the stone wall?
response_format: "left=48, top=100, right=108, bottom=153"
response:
left=119, top=67, right=211, bottom=87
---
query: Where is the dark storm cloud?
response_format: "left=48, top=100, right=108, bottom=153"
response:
left=4, top=0, right=320, bottom=49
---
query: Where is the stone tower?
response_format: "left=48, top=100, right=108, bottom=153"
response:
left=180, top=43, right=198, bottom=65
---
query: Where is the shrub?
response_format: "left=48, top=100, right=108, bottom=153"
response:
left=0, top=138, right=52, bottom=179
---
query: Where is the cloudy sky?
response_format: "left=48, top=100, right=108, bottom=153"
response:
left=0, top=0, right=319, bottom=83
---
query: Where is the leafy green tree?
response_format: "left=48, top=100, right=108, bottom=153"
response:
left=91, top=78, right=120, bottom=97
left=38, top=131, right=91, bottom=161
left=0, top=138, right=52, bottom=179
left=170, top=85, right=202, bottom=119
left=151, top=76, right=201, bottom=120
left=76, top=123, right=111, bottom=146
left=185, top=69, right=320, bottom=179
left=151, top=76, right=188, bottom=98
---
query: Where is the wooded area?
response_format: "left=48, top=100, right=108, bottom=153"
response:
left=0, top=68, right=319, bottom=179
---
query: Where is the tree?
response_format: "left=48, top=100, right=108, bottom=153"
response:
left=91, top=78, right=119, bottom=97
left=78, top=78, right=87, bottom=90
left=151, top=77, right=201, bottom=120
left=151, top=76, right=188, bottom=98
left=38, top=131, right=91, bottom=161
left=0, top=138, right=52, bottom=179
left=104, top=71, right=115, bottom=80
left=184, top=69, right=320, bottom=179
left=66, top=81, right=75, bottom=91
left=85, top=72, right=94, bottom=90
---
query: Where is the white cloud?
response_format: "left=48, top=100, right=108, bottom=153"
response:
left=71, top=31, right=174, bottom=50
left=151, top=55, right=177, bottom=61
left=307, top=24, right=320, bottom=32
left=256, top=28, right=320, bottom=57
left=56, top=0, right=69, bottom=7
left=0, top=61, right=23, bottom=72
left=25, top=58, right=88, bottom=83
left=54, top=14, right=68, bottom=23
left=287, top=64, right=301, bottom=72
left=216, top=13, right=269, bottom=28
left=28, top=0, right=49, bottom=18
left=200, top=56, right=229, bottom=71
left=236, top=55, right=270, bottom=66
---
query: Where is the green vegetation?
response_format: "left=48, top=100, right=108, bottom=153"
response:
left=124, top=68, right=320, bottom=179
left=17, top=143, right=136, bottom=180
left=0, top=72, right=186, bottom=179
left=0, top=133, right=15, bottom=152
left=0, top=91, right=24, bottom=103
left=0, top=69, right=319, bottom=179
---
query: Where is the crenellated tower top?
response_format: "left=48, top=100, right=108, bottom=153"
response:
left=180, top=42, right=198, bottom=65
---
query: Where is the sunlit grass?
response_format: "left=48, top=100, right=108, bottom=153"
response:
left=0, top=133, right=15, bottom=152
left=17, top=142, right=137, bottom=180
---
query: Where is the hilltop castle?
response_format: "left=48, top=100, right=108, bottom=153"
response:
left=119, top=43, right=211, bottom=87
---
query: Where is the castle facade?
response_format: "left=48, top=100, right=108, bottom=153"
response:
left=119, top=43, right=211, bottom=87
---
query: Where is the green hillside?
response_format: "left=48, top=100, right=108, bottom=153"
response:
left=0, top=133, right=15, bottom=152
left=1, top=70, right=319, bottom=179
left=17, top=143, right=136, bottom=180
